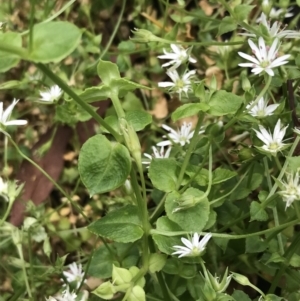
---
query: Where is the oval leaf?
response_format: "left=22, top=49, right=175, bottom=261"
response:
left=165, top=189, right=210, bottom=232
left=78, top=134, right=131, bottom=195
left=88, top=205, right=143, bottom=243
left=172, top=103, right=210, bottom=121
left=208, top=90, right=243, bottom=116
left=97, top=60, right=120, bottom=85
left=149, top=159, right=178, bottom=192
left=28, top=21, right=82, bottom=63
left=0, top=32, right=22, bottom=72
left=125, top=110, right=152, bottom=131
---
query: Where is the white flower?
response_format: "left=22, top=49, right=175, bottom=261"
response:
left=40, top=85, right=63, bottom=103
left=238, top=37, right=290, bottom=76
left=269, top=7, right=294, bottom=19
left=142, top=146, right=171, bottom=167
left=62, top=262, right=86, bottom=289
left=158, top=69, right=196, bottom=98
left=0, top=99, right=27, bottom=133
left=253, top=119, right=288, bottom=153
left=0, top=177, right=8, bottom=198
left=246, top=97, right=279, bottom=117
left=260, top=13, right=300, bottom=39
left=46, top=287, right=77, bottom=301
left=278, top=172, right=300, bottom=209
left=172, top=233, right=212, bottom=258
left=157, top=122, right=203, bottom=147
left=158, top=44, right=196, bottom=69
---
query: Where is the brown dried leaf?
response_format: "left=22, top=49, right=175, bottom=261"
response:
left=199, top=0, right=214, bottom=16
left=205, top=66, right=224, bottom=90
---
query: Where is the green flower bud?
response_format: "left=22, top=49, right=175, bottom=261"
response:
left=92, top=281, right=116, bottom=300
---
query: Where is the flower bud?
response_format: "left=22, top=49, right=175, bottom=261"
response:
left=241, top=74, right=251, bottom=92
left=119, top=118, right=142, bottom=167
left=231, top=272, right=252, bottom=286
left=92, top=281, right=116, bottom=300
left=262, top=0, right=272, bottom=15
left=131, top=28, right=163, bottom=43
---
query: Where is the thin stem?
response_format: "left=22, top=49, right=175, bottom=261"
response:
left=150, top=193, right=167, bottom=224
left=130, top=167, right=150, bottom=273
left=21, top=0, right=77, bottom=35
left=150, top=219, right=298, bottom=239
left=99, top=0, right=126, bottom=59
left=0, top=198, right=14, bottom=227
left=3, top=135, right=8, bottom=172
left=17, top=244, right=32, bottom=298
left=35, top=63, right=121, bottom=141
left=29, top=0, right=35, bottom=52
left=8, top=138, right=90, bottom=222
left=263, top=157, right=284, bottom=255
left=176, top=113, right=204, bottom=189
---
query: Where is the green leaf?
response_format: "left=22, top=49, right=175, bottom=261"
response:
left=149, top=254, right=167, bottom=273
left=234, top=5, right=255, bottom=22
left=170, top=14, right=194, bottom=23
left=212, top=168, right=237, bottom=184
left=217, top=16, right=237, bottom=36
left=111, top=78, right=151, bottom=94
left=0, top=80, right=23, bottom=89
left=149, top=158, right=179, bottom=192
left=88, top=205, right=143, bottom=243
left=112, top=265, right=132, bottom=284
left=88, top=243, right=139, bottom=279
left=128, top=286, right=146, bottom=301
left=245, top=236, right=268, bottom=253
left=78, top=134, right=131, bottom=195
left=250, top=201, right=268, bottom=222
left=208, top=90, right=243, bottom=116
left=125, top=110, right=152, bottom=131
left=286, top=156, right=300, bottom=172
left=290, top=254, right=300, bottom=267
left=165, top=189, right=210, bottom=232
left=172, top=103, right=210, bottom=121
left=232, top=290, right=251, bottom=301
left=97, top=60, right=120, bottom=85
left=152, top=216, right=183, bottom=255
left=0, top=32, right=21, bottom=72
left=28, top=21, right=81, bottom=63
left=79, top=86, right=111, bottom=103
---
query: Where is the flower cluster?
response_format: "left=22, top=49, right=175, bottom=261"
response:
left=157, top=44, right=197, bottom=99
left=47, top=262, right=87, bottom=300
left=142, top=122, right=204, bottom=167
left=238, top=13, right=295, bottom=76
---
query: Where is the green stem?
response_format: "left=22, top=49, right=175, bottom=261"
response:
left=294, top=201, right=300, bottom=221
left=35, top=63, right=121, bottom=141
left=176, top=113, right=204, bottom=189
left=99, top=0, right=126, bottom=59
left=130, top=167, right=150, bottom=271
left=263, top=157, right=284, bottom=255
left=29, top=0, right=35, bottom=52
left=17, top=244, right=32, bottom=298
left=0, top=42, right=28, bottom=58
left=8, top=138, right=90, bottom=222
left=0, top=198, right=14, bottom=227
left=27, top=232, right=36, bottom=301
left=149, top=193, right=167, bottom=224
left=4, top=135, right=8, bottom=172
left=150, top=219, right=298, bottom=239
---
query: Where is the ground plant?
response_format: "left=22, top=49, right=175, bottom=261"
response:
left=1, top=0, right=300, bottom=300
